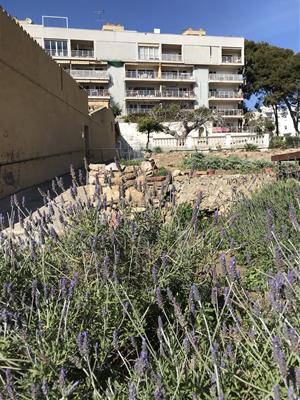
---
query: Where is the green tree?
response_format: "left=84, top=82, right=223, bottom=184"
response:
left=150, top=104, right=222, bottom=139
left=109, top=100, right=122, bottom=117
left=243, top=40, right=300, bottom=135
left=137, top=116, right=164, bottom=150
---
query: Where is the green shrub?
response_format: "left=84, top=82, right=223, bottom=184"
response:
left=120, top=158, right=143, bottom=166
left=244, top=143, right=259, bottom=152
left=269, top=136, right=286, bottom=149
left=285, top=136, right=300, bottom=148
left=183, top=153, right=272, bottom=172
left=153, top=166, right=169, bottom=176
left=153, top=146, right=163, bottom=154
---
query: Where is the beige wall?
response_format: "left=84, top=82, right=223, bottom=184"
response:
left=89, top=107, right=116, bottom=163
left=0, top=9, right=115, bottom=199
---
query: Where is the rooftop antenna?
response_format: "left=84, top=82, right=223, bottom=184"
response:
left=95, top=10, right=105, bottom=27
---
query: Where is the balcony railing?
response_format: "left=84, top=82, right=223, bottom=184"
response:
left=213, top=109, right=244, bottom=116
left=126, top=90, right=195, bottom=98
left=71, top=49, right=94, bottom=58
left=45, top=49, right=68, bottom=57
left=222, top=55, right=242, bottom=63
left=212, top=126, right=258, bottom=133
left=126, top=71, right=157, bottom=79
left=85, top=89, right=110, bottom=97
left=162, top=53, right=182, bottom=62
left=161, top=72, right=193, bottom=80
left=69, top=70, right=109, bottom=79
left=209, top=91, right=243, bottom=99
left=161, top=90, right=195, bottom=98
left=127, top=107, right=154, bottom=114
left=209, top=73, right=243, bottom=82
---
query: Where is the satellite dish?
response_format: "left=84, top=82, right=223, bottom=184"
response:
left=25, top=18, right=32, bottom=24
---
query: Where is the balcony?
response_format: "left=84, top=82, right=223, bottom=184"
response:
left=162, top=53, right=182, bottom=62
left=85, top=89, right=110, bottom=98
left=125, top=89, right=196, bottom=99
left=209, top=73, right=243, bottom=82
left=71, top=49, right=94, bottom=58
left=126, top=71, right=157, bottom=79
left=222, top=55, right=242, bottom=64
left=127, top=106, right=154, bottom=114
left=209, top=91, right=243, bottom=99
left=69, top=70, right=109, bottom=80
left=213, top=109, right=244, bottom=117
left=212, top=126, right=258, bottom=133
left=161, top=72, right=193, bottom=80
left=161, top=90, right=195, bottom=98
left=45, top=49, right=68, bottom=57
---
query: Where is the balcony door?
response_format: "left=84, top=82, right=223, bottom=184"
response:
left=44, top=39, right=68, bottom=57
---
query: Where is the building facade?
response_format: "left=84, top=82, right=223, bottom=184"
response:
left=20, top=19, right=245, bottom=130
left=0, top=9, right=116, bottom=199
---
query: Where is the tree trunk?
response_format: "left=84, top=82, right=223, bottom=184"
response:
left=284, top=98, right=299, bottom=135
left=272, top=104, right=279, bottom=136
left=146, top=131, right=150, bottom=150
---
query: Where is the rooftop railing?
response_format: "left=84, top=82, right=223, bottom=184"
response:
left=222, top=55, right=242, bottom=63
left=209, top=91, right=243, bottom=99
left=85, top=89, right=110, bottom=97
left=209, top=73, right=243, bottom=81
left=69, top=70, right=109, bottom=79
left=162, top=53, right=182, bottom=62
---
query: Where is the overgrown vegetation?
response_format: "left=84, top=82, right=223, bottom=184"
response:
left=1, top=178, right=300, bottom=399
left=183, top=152, right=272, bottom=172
left=244, top=143, right=259, bottom=152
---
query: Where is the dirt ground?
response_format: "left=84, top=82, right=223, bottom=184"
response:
left=153, top=148, right=296, bottom=169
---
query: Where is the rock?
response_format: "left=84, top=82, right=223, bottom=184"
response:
left=89, top=163, right=106, bottom=172
left=123, top=172, right=136, bottom=181
left=124, top=180, right=135, bottom=189
left=174, top=176, right=186, bottom=183
left=125, top=187, right=145, bottom=206
left=102, top=186, right=120, bottom=203
left=140, top=159, right=156, bottom=174
left=172, top=169, right=182, bottom=178
left=105, top=162, right=120, bottom=172
left=124, top=166, right=136, bottom=174
left=147, top=176, right=166, bottom=182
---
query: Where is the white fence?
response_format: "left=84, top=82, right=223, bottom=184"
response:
left=118, top=123, right=270, bottom=152
left=151, top=133, right=269, bottom=151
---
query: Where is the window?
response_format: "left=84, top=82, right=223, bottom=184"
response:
left=138, top=46, right=159, bottom=60
left=44, top=39, right=68, bottom=56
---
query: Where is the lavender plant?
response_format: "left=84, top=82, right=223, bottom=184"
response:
left=0, top=177, right=299, bottom=399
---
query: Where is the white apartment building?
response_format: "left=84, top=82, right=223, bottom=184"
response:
left=19, top=18, right=245, bottom=130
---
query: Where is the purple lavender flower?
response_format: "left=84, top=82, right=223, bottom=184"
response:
left=273, top=384, right=280, bottom=400
left=183, top=335, right=191, bottom=356
left=128, top=381, right=137, bottom=400
left=155, top=286, right=164, bottom=310
left=41, top=378, right=49, bottom=396
left=152, top=266, right=158, bottom=286
left=154, top=377, right=164, bottom=400
left=77, top=331, right=89, bottom=357
left=289, top=204, right=299, bottom=230
left=272, top=336, right=287, bottom=379
left=192, top=283, right=200, bottom=302
left=288, top=383, right=295, bottom=400
left=103, top=256, right=110, bottom=280
left=112, top=330, right=119, bottom=351
left=134, top=337, right=149, bottom=375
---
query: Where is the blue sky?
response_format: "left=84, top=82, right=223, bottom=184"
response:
left=1, top=0, right=299, bottom=51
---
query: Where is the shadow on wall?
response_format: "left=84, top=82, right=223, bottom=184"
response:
left=117, top=135, right=142, bottom=160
